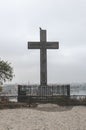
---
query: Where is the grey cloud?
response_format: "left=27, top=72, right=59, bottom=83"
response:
left=0, top=0, right=86, bottom=84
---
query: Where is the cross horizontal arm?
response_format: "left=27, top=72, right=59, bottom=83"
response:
left=28, top=42, right=41, bottom=49
left=28, top=42, right=59, bottom=49
left=46, top=42, right=59, bottom=49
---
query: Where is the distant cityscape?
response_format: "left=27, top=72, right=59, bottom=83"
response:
left=1, top=83, right=86, bottom=96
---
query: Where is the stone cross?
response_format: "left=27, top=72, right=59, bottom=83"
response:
left=28, top=28, right=59, bottom=86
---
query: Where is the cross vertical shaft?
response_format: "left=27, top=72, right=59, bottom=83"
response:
left=40, top=29, right=47, bottom=86
left=28, top=28, right=59, bottom=87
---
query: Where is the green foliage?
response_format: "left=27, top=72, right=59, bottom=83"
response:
left=0, top=59, right=14, bottom=83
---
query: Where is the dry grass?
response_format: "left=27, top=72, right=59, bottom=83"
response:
left=0, top=96, right=86, bottom=109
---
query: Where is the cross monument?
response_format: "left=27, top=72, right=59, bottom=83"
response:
left=28, top=28, right=59, bottom=86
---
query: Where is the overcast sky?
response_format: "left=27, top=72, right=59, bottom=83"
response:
left=0, top=0, right=86, bottom=84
